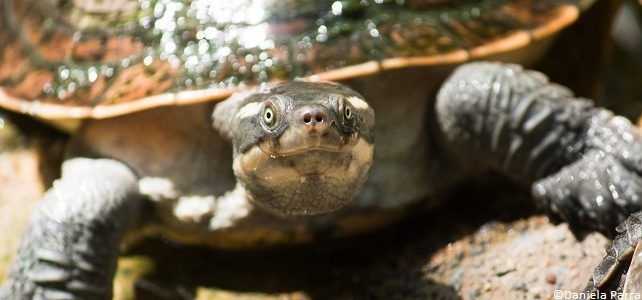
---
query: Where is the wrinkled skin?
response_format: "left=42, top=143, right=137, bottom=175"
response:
left=4, top=62, right=642, bottom=299
left=438, top=63, right=642, bottom=235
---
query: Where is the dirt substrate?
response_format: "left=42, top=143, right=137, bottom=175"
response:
left=0, top=149, right=609, bottom=299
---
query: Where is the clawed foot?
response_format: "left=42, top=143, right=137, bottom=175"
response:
left=0, top=158, right=141, bottom=300
left=584, top=212, right=642, bottom=297
left=533, top=113, right=642, bottom=237
left=1, top=220, right=115, bottom=300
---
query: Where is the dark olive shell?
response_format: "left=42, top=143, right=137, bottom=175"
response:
left=0, top=0, right=594, bottom=119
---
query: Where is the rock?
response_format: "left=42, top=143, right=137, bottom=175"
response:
left=546, top=274, right=557, bottom=285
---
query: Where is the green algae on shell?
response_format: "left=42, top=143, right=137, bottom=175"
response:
left=0, top=0, right=594, bottom=119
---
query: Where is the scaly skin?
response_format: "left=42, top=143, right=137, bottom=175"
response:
left=437, top=63, right=642, bottom=235
left=584, top=212, right=642, bottom=297
left=0, top=158, right=141, bottom=300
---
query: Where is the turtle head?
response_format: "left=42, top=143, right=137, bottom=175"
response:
left=216, top=81, right=375, bottom=216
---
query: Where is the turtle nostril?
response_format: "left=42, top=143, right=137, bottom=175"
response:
left=303, top=113, right=313, bottom=124
left=302, top=108, right=327, bottom=125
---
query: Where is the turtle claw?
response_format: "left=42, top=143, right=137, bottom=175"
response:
left=1, top=240, right=113, bottom=300
left=585, top=212, right=642, bottom=295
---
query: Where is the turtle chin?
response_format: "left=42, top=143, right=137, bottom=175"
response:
left=233, top=138, right=374, bottom=216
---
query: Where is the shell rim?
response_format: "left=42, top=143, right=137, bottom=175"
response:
left=0, top=5, right=580, bottom=120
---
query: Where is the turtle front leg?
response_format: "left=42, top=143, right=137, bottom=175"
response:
left=436, top=62, right=642, bottom=236
left=0, top=158, right=142, bottom=300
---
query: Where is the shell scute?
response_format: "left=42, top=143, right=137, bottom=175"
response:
left=0, top=0, right=593, bottom=119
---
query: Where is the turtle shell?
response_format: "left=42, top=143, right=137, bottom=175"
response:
left=0, top=0, right=594, bottom=121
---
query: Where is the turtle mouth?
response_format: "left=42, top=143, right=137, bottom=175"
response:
left=257, top=134, right=358, bottom=157
left=259, top=143, right=351, bottom=157
left=238, top=135, right=372, bottom=184
left=257, top=124, right=360, bottom=157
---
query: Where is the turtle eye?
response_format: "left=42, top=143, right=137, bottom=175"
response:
left=262, top=103, right=277, bottom=128
left=344, top=104, right=353, bottom=120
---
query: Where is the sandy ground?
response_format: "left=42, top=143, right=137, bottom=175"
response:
left=0, top=149, right=609, bottom=300
left=0, top=150, right=43, bottom=281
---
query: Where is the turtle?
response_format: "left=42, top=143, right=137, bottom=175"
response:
left=0, top=0, right=638, bottom=299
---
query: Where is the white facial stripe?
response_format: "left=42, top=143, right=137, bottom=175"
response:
left=236, top=102, right=262, bottom=119
left=347, top=96, right=369, bottom=110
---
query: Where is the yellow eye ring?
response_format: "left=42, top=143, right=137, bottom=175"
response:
left=262, top=104, right=276, bottom=127
left=344, top=105, right=353, bottom=120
